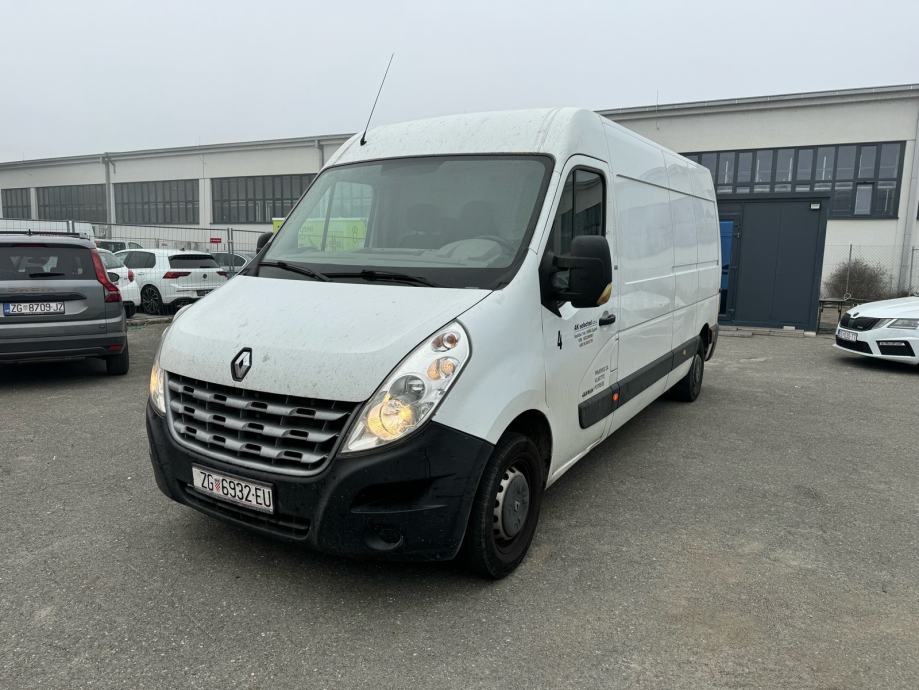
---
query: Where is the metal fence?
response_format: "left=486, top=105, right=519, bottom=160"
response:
left=821, top=244, right=917, bottom=300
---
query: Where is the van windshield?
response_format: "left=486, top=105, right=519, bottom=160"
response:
left=259, top=155, right=553, bottom=289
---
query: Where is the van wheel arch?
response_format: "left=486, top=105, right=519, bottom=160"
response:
left=700, top=324, right=712, bottom=351
left=504, top=410, right=552, bottom=483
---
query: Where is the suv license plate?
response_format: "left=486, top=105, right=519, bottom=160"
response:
left=191, top=466, right=274, bottom=513
left=837, top=329, right=858, bottom=342
left=3, top=302, right=65, bottom=316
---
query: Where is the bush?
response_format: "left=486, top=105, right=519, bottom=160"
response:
left=823, top=258, right=891, bottom=300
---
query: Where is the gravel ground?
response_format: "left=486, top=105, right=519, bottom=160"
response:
left=1, top=325, right=917, bottom=689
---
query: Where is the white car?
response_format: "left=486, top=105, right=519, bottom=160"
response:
left=98, top=249, right=140, bottom=318
left=835, top=297, right=919, bottom=365
left=115, top=248, right=228, bottom=314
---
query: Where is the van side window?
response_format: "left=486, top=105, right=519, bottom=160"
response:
left=546, top=169, right=605, bottom=255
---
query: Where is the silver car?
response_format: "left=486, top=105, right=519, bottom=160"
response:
left=0, top=232, right=129, bottom=375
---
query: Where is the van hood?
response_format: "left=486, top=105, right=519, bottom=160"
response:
left=159, top=275, right=489, bottom=402
left=848, top=296, right=919, bottom=319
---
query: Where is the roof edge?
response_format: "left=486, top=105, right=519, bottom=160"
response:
left=0, top=133, right=354, bottom=170
left=597, top=83, right=919, bottom=119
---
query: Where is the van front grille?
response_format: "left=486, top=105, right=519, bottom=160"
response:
left=166, top=373, right=360, bottom=476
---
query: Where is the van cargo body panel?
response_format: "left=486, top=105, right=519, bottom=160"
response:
left=159, top=275, right=489, bottom=402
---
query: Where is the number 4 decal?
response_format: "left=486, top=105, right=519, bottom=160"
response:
left=557, top=330, right=562, bottom=350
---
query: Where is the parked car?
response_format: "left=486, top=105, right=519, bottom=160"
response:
left=115, top=248, right=228, bottom=314
left=145, top=108, right=720, bottom=578
left=212, top=251, right=255, bottom=275
left=835, top=296, right=919, bottom=365
left=96, top=240, right=144, bottom=254
left=0, top=231, right=129, bottom=374
left=98, top=249, right=140, bottom=318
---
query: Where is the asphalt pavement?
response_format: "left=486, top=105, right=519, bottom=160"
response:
left=1, top=326, right=918, bottom=689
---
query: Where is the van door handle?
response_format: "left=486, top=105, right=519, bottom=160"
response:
left=599, top=313, right=616, bottom=327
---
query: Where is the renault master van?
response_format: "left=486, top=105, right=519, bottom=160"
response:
left=146, top=109, right=720, bottom=578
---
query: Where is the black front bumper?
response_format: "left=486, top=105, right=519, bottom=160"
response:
left=146, top=404, right=493, bottom=561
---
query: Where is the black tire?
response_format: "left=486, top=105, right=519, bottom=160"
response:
left=462, top=432, right=544, bottom=579
left=670, top=345, right=704, bottom=402
left=124, top=303, right=136, bottom=319
left=141, top=286, right=163, bottom=315
left=105, top=343, right=130, bottom=376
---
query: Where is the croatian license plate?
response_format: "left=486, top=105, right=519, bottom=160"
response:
left=3, top=301, right=65, bottom=316
left=837, top=329, right=858, bottom=342
left=191, top=466, right=274, bottom=513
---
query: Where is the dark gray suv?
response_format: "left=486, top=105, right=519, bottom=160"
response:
left=0, top=232, right=129, bottom=375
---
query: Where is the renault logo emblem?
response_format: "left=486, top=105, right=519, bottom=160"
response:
left=232, top=348, right=252, bottom=382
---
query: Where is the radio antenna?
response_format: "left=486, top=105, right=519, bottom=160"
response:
left=360, top=53, right=394, bottom=146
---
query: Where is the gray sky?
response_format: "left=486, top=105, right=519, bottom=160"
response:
left=1, top=0, right=917, bottom=161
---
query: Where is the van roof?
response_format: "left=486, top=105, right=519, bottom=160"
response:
left=327, top=108, right=611, bottom=166
left=325, top=107, right=715, bottom=201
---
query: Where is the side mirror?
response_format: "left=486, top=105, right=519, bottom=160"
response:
left=256, top=232, right=273, bottom=252
left=542, top=235, right=612, bottom=309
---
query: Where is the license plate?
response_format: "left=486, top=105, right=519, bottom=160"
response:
left=837, top=329, right=858, bottom=342
left=3, top=301, right=65, bottom=316
left=191, top=466, right=274, bottom=513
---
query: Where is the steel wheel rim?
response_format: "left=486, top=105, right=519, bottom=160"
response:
left=691, top=354, right=703, bottom=391
left=494, top=465, right=531, bottom=543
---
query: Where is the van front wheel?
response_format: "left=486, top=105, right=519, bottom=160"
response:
left=462, top=432, right=544, bottom=579
left=670, top=347, right=704, bottom=402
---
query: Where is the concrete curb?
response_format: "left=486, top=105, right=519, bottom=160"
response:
left=720, top=327, right=818, bottom=338
left=128, top=316, right=172, bottom=328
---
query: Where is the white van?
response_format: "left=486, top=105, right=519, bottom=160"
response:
left=146, top=108, right=720, bottom=578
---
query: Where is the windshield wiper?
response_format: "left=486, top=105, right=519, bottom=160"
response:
left=325, top=269, right=440, bottom=288
left=257, top=260, right=330, bottom=282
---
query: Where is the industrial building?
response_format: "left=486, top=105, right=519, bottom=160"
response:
left=2, top=83, right=918, bottom=328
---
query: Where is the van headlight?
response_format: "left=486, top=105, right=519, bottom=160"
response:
left=343, top=322, right=470, bottom=452
left=149, top=328, right=169, bottom=414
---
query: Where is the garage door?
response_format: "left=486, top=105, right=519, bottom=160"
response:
left=718, top=195, right=828, bottom=331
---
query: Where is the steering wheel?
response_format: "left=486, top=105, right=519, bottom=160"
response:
left=471, top=235, right=516, bottom=253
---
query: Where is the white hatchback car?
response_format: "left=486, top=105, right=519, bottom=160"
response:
left=115, top=249, right=228, bottom=314
left=835, top=296, right=919, bottom=365
left=98, top=249, right=140, bottom=318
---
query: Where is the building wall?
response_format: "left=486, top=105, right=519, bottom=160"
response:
left=609, top=94, right=919, bottom=292
left=613, top=97, right=919, bottom=152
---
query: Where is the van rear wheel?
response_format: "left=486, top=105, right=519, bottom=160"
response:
left=670, top=346, right=704, bottom=402
left=462, top=432, right=544, bottom=579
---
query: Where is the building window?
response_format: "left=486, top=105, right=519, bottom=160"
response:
left=211, top=174, right=315, bottom=224
left=682, top=141, right=904, bottom=218
left=37, top=184, right=107, bottom=222
left=114, top=180, right=198, bottom=225
left=1, top=188, right=31, bottom=219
